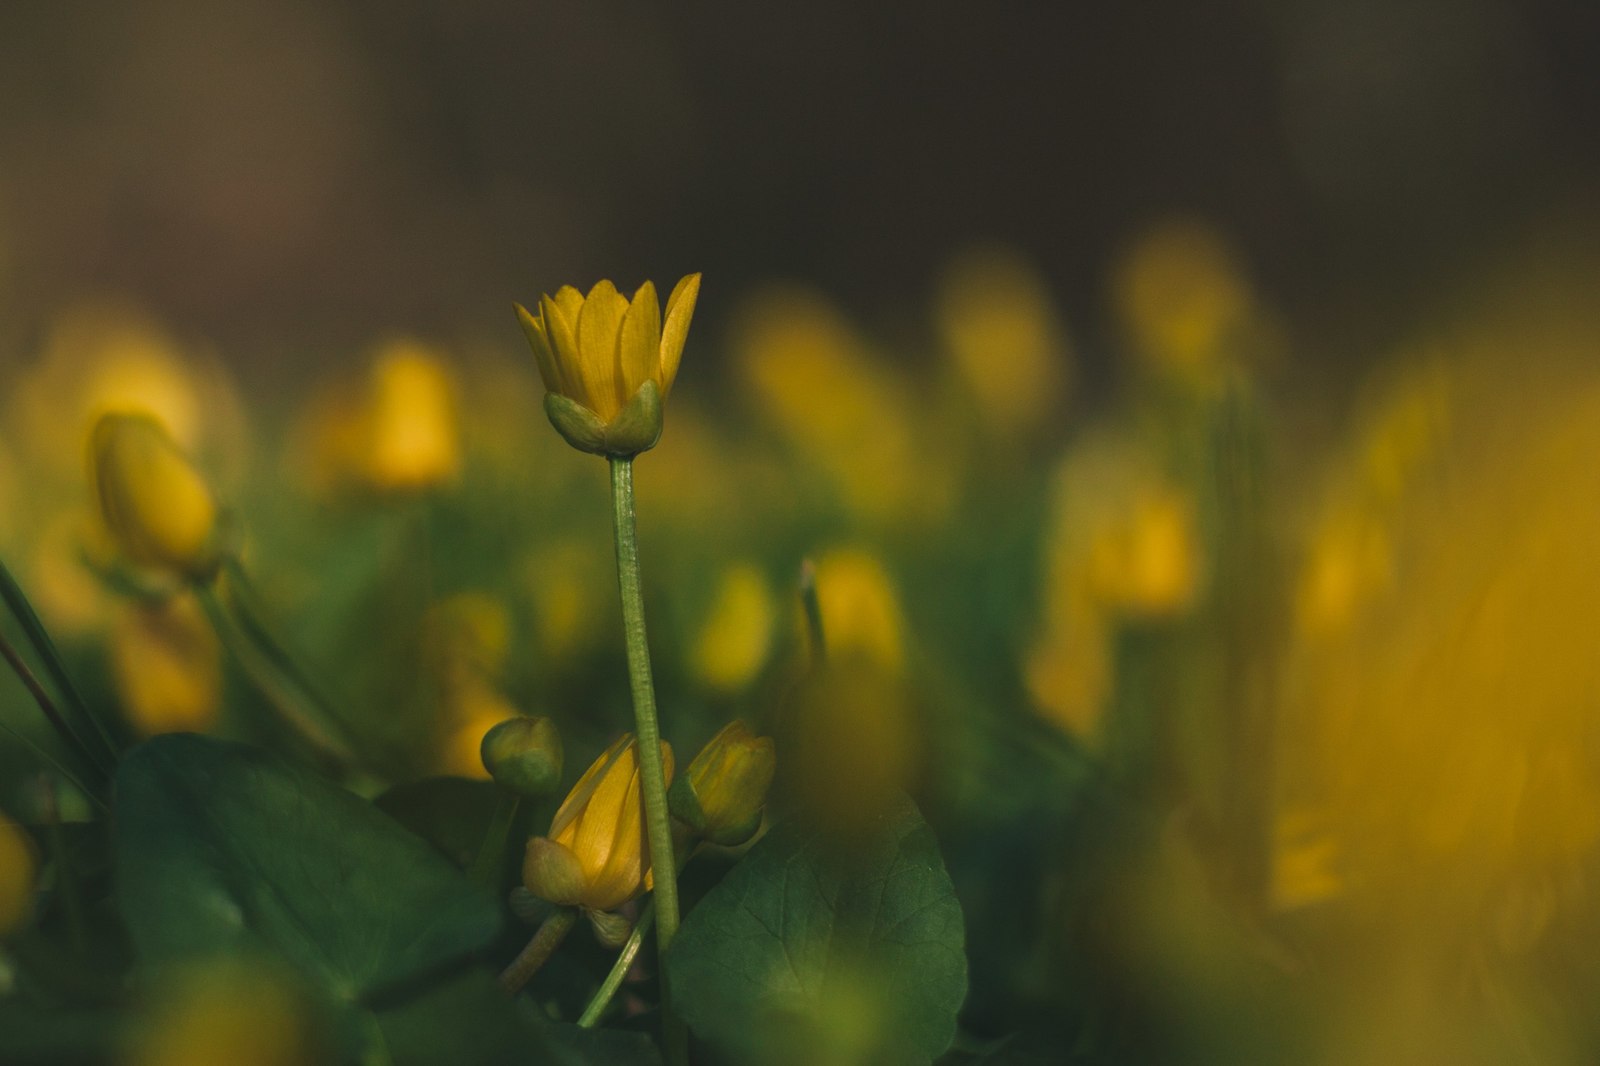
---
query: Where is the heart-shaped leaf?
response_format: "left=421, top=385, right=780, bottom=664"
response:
left=667, top=795, right=968, bottom=1065
left=113, top=734, right=501, bottom=1003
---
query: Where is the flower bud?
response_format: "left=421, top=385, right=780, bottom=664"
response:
left=521, top=734, right=674, bottom=913
left=671, top=720, right=776, bottom=846
left=0, top=812, right=39, bottom=937
left=515, top=275, right=700, bottom=457
left=89, top=411, right=222, bottom=582
left=480, top=715, right=564, bottom=798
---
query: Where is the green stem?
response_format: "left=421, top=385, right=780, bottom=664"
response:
left=608, top=457, right=684, bottom=1063
left=220, top=563, right=352, bottom=738
left=498, top=907, right=577, bottom=995
left=0, top=632, right=110, bottom=805
left=798, top=557, right=826, bottom=667
left=578, top=901, right=654, bottom=1028
left=40, top=776, right=88, bottom=955
left=0, top=557, right=118, bottom=770
left=467, top=794, right=520, bottom=889
left=196, top=584, right=354, bottom=770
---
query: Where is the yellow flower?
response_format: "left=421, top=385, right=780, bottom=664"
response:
left=128, top=960, right=325, bottom=1066
left=935, top=244, right=1070, bottom=436
left=0, top=812, right=39, bottom=937
left=110, top=593, right=222, bottom=737
left=522, top=734, right=674, bottom=913
left=360, top=341, right=461, bottom=492
left=88, top=411, right=222, bottom=582
left=671, top=720, right=776, bottom=846
left=516, top=275, right=701, bottom=456
left=691, top=563, right=777, bottom=693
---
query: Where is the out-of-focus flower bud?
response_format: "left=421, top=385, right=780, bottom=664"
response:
left=522, top=734, right=674, bottom=914
left=516, top=275, right=701, bottom=457
left=671, top=720, right=776, bottom=846
left=811, top=548, right=906, bottom=674
left=361, top=342, right=461, bottom=492
left=89, top=411, right=222, bottom=582
left=691, top=564, right=777, bottom=693
left=936, top=245, right=1071, bottom=437
left=480, top=715, right=564, bottom=799
left=128, top=960, right=327, bottom=1066
left=788, top=658, right=920, bottom=835
left=110, top=593, right=222, bottom=737
left=0, top=813, right=39, bottom=937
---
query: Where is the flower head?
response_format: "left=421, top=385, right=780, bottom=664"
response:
left=522, top=733, right=674, bottom=913
left=89, top=411, right=222, bottom=582
left=516, top=275, right=701, bottom=456
left=671, top=720, right=776, bottom=846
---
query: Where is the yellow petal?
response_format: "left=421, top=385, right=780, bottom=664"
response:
left=566, top=734, right=638, bottom=876
left=587, top=761, right=647, bottom=911
left=659, top=274, right=701, bottom=398
left=515, top=302, right=562, bottom=394
left=618, top=281, right=662, bottom=400
left=576, top=281, right=630, bottom=421
left=552, top=285, right=586, bottom=327
left=538, top=293, right=583, bottom=404
left=550, top=734, right=631, bottom=840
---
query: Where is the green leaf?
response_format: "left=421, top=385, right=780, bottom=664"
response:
left=667, top=795, right=968, bottom=1066
left=375, top=776, right=504, bottom=869
left=113, top=734, right=502, bottom=1003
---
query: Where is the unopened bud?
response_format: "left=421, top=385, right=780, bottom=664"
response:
left=480, top=715, right=564, bottom=798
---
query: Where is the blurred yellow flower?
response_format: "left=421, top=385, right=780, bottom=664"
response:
left=110, top=593, right=222, bottom=737
left=1083, top=488, right=1200, bottom=619
left=1025, top=600, right=1113, bottom=743
left=423, top=593, right=522, bottom=779
left=128, top=961, right=324, bottom=1066
left=89, top=411, right=222, bottom=582
left=0, top=812, right=38, bottom=937
left=1112, top=218, right=1254, bottom=379
left=360, top=341, right=461, bottom=492
left=523, top=540, right=611, bottom=668
left=517, top=275, right=701, bottom=456
left=691, top=563, right=777, bottom=693
left=1279, top=358, right=1600, bottom=955
left=811, top=548, right=906, bottom=674
left=672, top=720, right=776, bottom=846
left=1270, top=807, right=1343, bottom=912
left=733, top=288, right=945, bottom=526
left=789, top=659, right=919, bottom=834
left=522, top=734, right=675, bottom=913
left=936, top=244, right=1070, bottom=435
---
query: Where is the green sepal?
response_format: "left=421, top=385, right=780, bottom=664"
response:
left=543, top=393, right=609, bottom=455
left=600, top=380, right=664, bottom=457
left=668, top=774, right=708, bottom=835
left=585, top=907, right=633, bottom=949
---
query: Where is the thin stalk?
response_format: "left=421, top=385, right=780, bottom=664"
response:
left=0, top=557, right=118, bottom=770
left=0, top=716, right=106, bottom=813
left=40, top=775, right=88, bottom=955
left=577, top=901, right=654, bottom=1028
left=220, top=563, right=352, bottom=738
left=498, top=907, right=577, bottom=995
left=798, top=558, right=825, bottom=667
left=608, top=457, right=684, bottom=1065
left=196, top=584, right=354, bottom=770
left=0, top=631, right=110, bottom=804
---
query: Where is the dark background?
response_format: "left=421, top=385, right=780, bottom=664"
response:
left=1, top=0, right=1596, bottom=378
